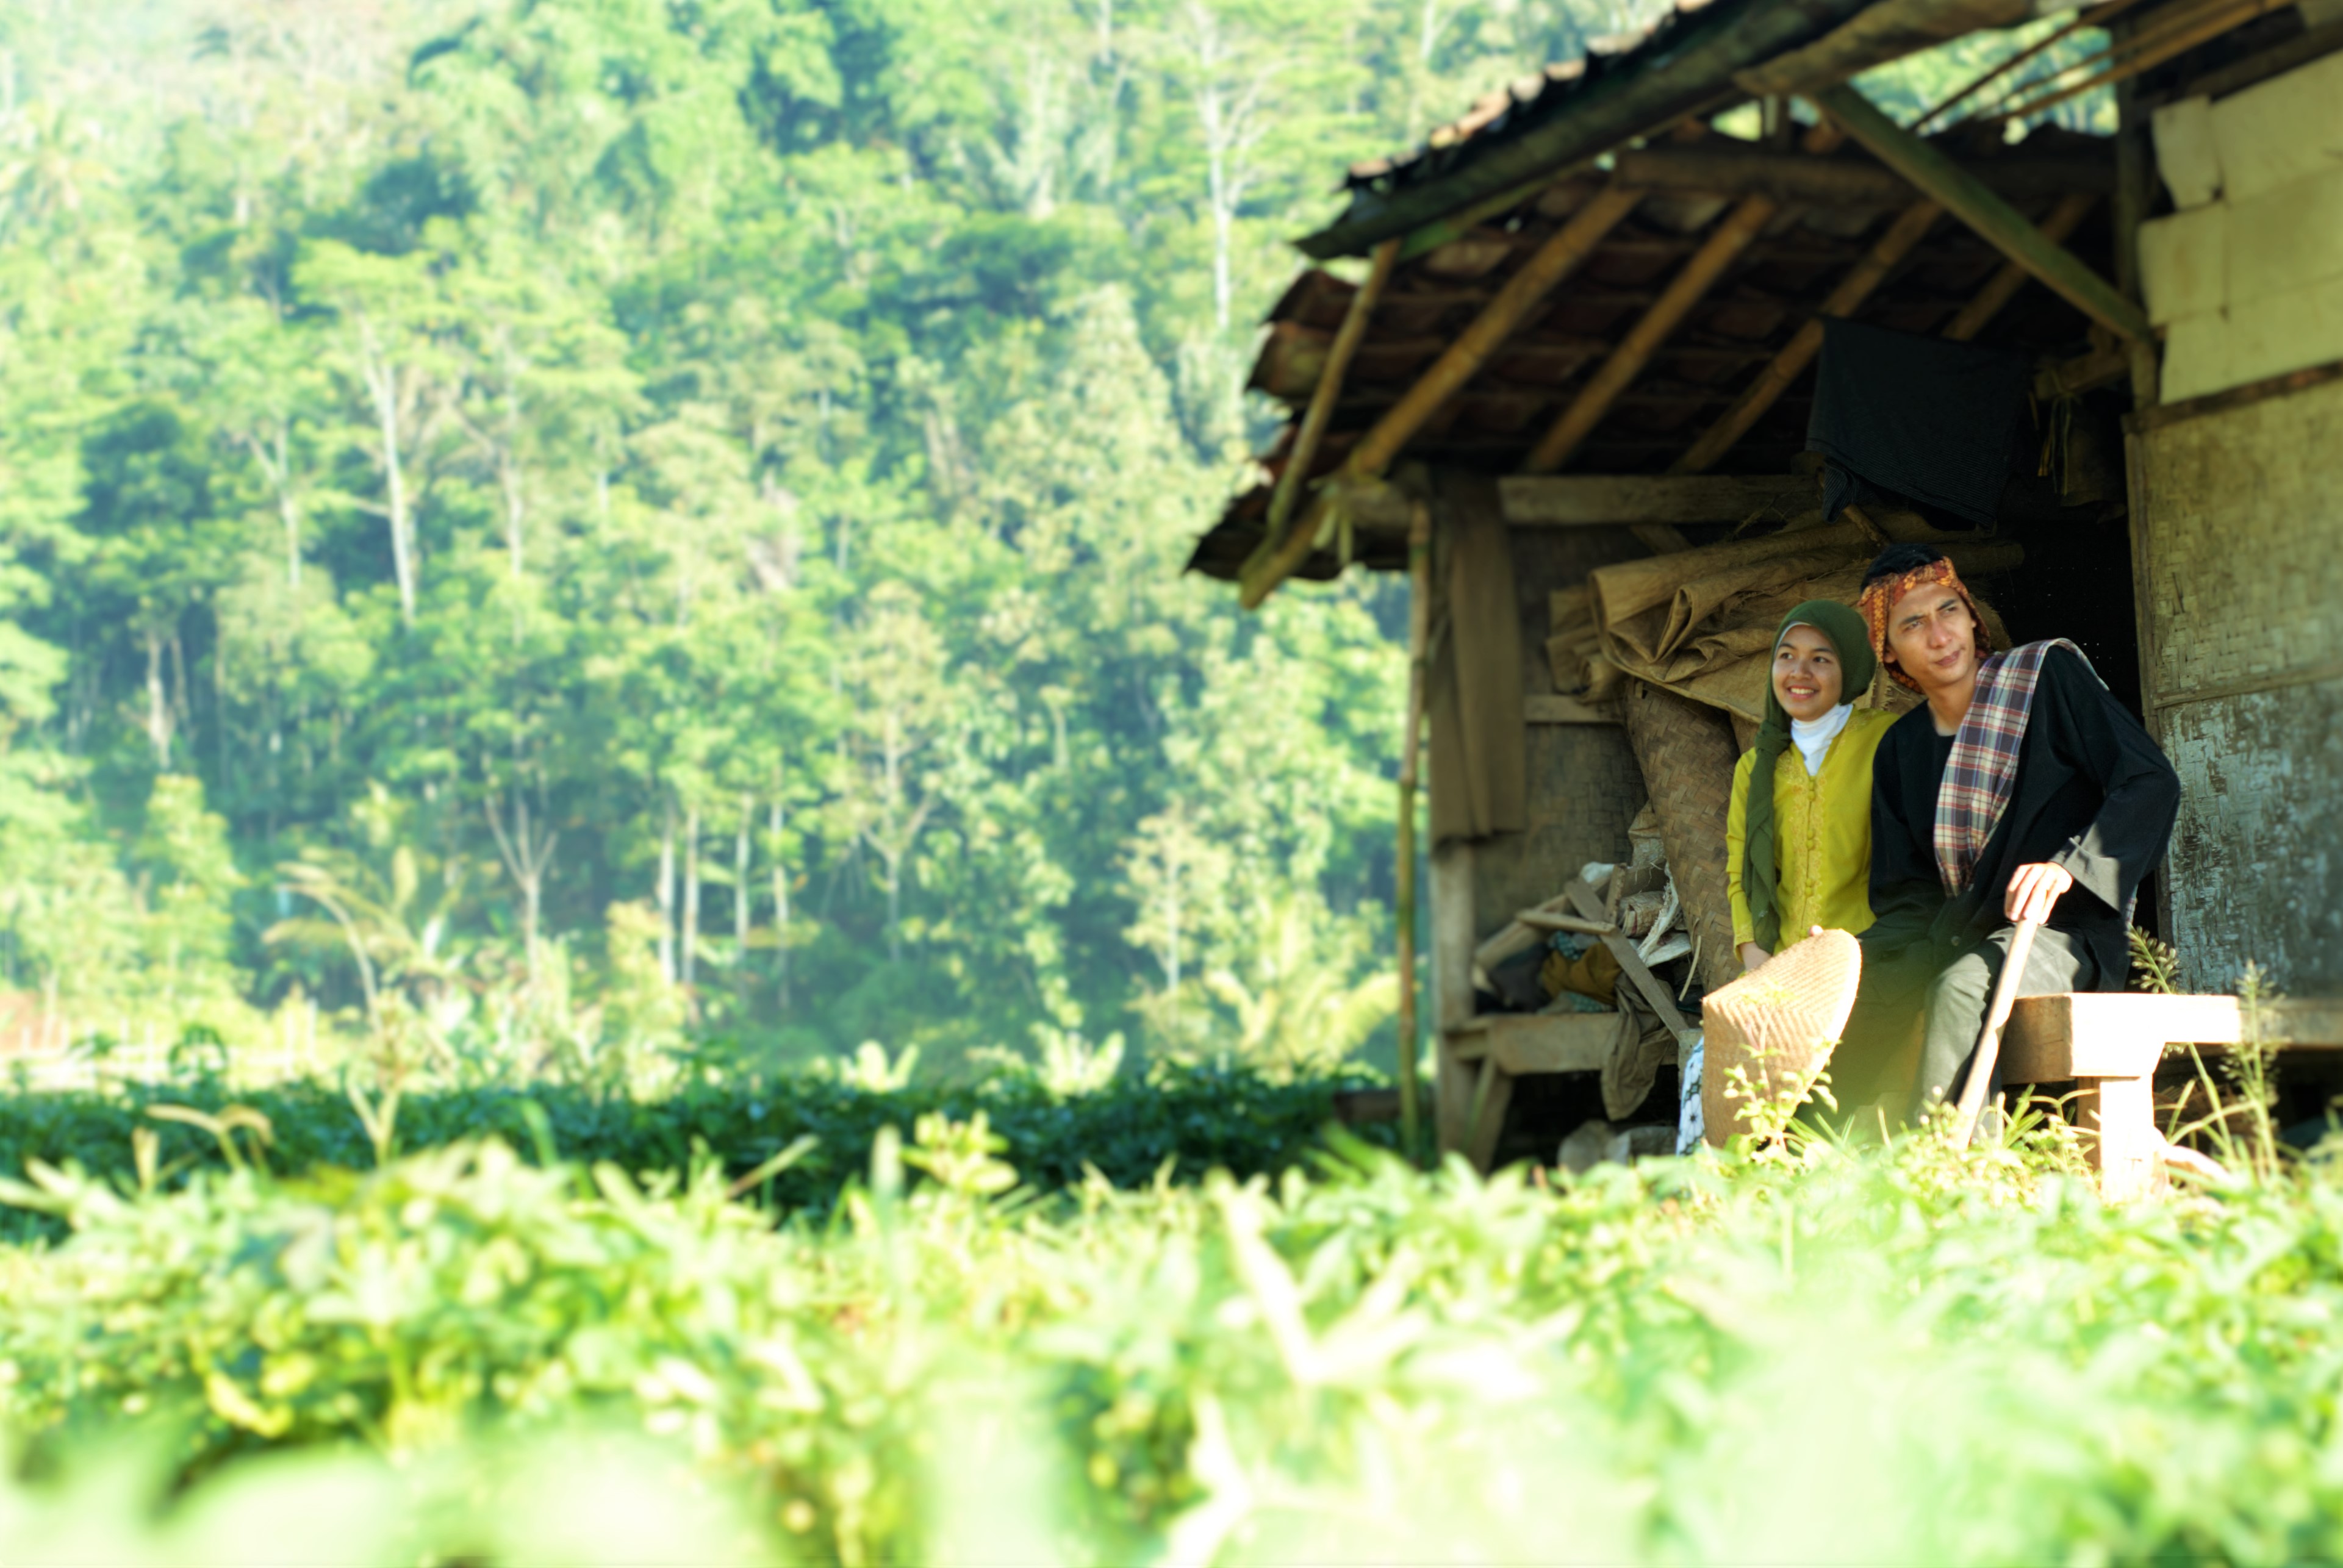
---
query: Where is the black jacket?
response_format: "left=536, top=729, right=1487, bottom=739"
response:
left=1862, top=646, right=2181, bottom=984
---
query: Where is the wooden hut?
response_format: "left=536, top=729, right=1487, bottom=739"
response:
left=1190, top=0, right=2343, bottom=1168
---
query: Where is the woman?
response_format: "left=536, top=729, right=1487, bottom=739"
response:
left=1726, top=600, right=1897, bottom=973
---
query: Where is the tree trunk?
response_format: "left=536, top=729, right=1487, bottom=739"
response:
left=486, top=789, right=554, bottom=992
left=357, top=319, right=417, bottom=628
left=769, top=793, right=791, bottom=1009
left=681, top=804, right=701, bottom=989
left=733, top=792, right=752, bottom=992
left=883, top=849, right=903, bottom=964
left=656, top=801, right=677, bottom=983
left=500, top=337, right=526, bottom=587
left=143, top=629, right=173, bottom=768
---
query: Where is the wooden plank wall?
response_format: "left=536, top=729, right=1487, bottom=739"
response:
left=2130, top=371, right=2343, bottom=995
left=1443, top=476, right=1650, bottom=944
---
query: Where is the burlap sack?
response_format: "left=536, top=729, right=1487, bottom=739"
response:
left=1699, top=929, right=1864, bottom=1146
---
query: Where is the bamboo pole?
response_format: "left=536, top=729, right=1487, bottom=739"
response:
left=1670, top=197, right=1943, bottom=474
left=1521, top=193, right=1778, bottom=474
left=1975, top=0, right=2295, bottom=126
left=1911, top=0, right=2155, bottom=132
left=1811, top=84, right=2151, bottom=343
left=1259, top=238, right=1401, bottom=557
left=1940, top=192, right=2097, bottom=341
left=1394, top=499, right=1433, bottom=1164
left=1240, top=184, right=1642, bottom=609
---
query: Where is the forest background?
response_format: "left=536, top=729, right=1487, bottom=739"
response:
left=0, top=0, right=2097, bottom=1087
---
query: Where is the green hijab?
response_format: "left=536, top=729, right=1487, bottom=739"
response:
left=1743, top=600, right=1876, bottom=953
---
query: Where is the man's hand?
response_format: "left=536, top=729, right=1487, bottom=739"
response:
left=2004, top=862, right=2074, bottom=923
left=1738, top=942, right=1770, bottom=973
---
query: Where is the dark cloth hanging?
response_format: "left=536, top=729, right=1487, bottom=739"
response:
left=1807, top=318, right=2033, bottom=527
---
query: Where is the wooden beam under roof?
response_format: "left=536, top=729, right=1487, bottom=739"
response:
left=1238, top=184, right=1643, bottom=609
left=1611, top=143, right=2115, bottom=207
left=1499, top=473, right=1812, bottom=524
left=1670, top=198, right=1943, bottom=475
left=1520, top=193, right=1779, bottom=475
left=1810, top=84, right=2152, bottom=343
left=1522, top=120, right=1884, bottom=479
left=1940, top=192, right=2096, bottom=342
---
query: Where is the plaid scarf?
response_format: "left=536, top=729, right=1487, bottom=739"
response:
left=1934, top=638, right=2106, bottom=902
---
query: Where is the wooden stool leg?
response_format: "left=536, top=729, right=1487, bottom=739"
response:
left=1464, top=1061, right=1515, bottom=1175
left=1435, top=1033, right=1476, bottom=1161
left=2075, top=1074, right=2161, bottom=1201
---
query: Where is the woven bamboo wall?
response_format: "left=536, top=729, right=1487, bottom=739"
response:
left=2135, top=372, right=2343, bottom=993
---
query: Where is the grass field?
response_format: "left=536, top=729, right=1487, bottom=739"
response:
left=3, top=1078, right=2339, bottom=1566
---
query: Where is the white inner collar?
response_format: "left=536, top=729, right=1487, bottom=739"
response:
left=1790, top=703, right=1854, bottom=776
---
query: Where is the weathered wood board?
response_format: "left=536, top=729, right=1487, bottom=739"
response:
left=2132, top=371, right=2343, bottom=994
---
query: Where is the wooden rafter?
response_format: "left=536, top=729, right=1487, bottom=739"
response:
left=1670, top=198, right=1943, bottom=476
left=1258, top=238, right=1399, bottom=556
left=1499, top=473, right=1812, bottom=524
left=1940, top=192, right=2096, bottom=341
left=1812, top=84, right=2151, bottom=343
left=1612, top=144, right=2114, bottom=206
left=1240, top=183, right=1642, bottom=609
left=1520, top=193, right=1778, bottom=475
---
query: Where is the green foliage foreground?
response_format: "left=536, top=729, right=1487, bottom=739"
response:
left=4, top=1115, right=2342, bottom=1564
left=0, top=1059, right=1387, bottom=1244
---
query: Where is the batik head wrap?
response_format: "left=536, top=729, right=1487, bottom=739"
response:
left=1743, top=600, right=1875, bottom=954
left=1857, top=554, right=1993, bottom=692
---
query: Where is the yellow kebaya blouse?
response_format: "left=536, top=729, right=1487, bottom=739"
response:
left=1725, top=706, right=1899, bottom=950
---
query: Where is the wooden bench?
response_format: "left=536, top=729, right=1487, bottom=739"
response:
left=2001, top=994, right=2343, bottom=1198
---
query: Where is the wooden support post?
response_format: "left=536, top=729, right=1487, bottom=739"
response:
left=1394, top=502, right=1432, bottom=1163
left=1431, top=841, right=1477, bottom=1161
left=1671, top=198, right=1943, bottom=475
left=1521, top=193, right=1778, bottom=474
left=2075, top=1073, right=2162, bottom=1201
left=1810, top=84, right=2152, bottom=345
left=1940, top=192, right=2096, bottom=342
left=1260, top=239, right=1399, bottom=556
left=1240, top=185, right=1642, bottom=609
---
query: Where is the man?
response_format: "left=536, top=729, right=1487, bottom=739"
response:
left=1830, top=544, right=2181, bottom=1126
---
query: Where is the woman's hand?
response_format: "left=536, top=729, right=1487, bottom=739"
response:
left=1738, top=942, right=1771, bottom=973
left=2004, top=862, right=2075, bottom=923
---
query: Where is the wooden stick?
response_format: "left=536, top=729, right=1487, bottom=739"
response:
left=1261, top=240, right=1399, bottom=556
left=1811, top=84, right=2151, bottom=345
left=1518, top=909, right=1618, bottom=935
left=1564, top=880, right=1690, bottom=1039
left=1953, top=917, right=2042, bottom=1147
left=1521, top=193, right=1778, bottom=474
left=1670, top=198, right=1942, bottom=475
left=1238, top=185, right=1643, bottom=610
left=1394, top=501, right=1432, bottom=1164
left=1940, top=193, right=2097, bottom=342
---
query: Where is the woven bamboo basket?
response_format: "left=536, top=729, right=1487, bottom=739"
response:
left=1622, top=680, right=1742, bottom=995
left=1699, top=929, right=1864, bottom=1145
